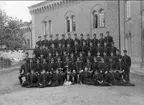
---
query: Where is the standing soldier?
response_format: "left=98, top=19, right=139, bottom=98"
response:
left=99, top=33, right=105, bottom=47
left=66, top=43, right=73, bottom=55
left=74, top=41, right=81, bottom=56
left=92, top=33, right=99, bottom=47
left=86, top=34, right=92, bottom=47
left=105, top=31, right=114, bottom=47
left=33, top=44, right=40, bottom=58
left=87, top=51, right=93, bottom=63
left=89, top=42, right=97, bottom=57
left=36, top=36, right=42, bottom=48
left=48, top=35, right=53, bottom=48
left=97, top=42, right=104, bottom=57
left=42, top=35, right=49, bottom=47
left=81, top=41, right=88, bottom=56
left=46, top=52, right=53, bottom=64
left=116, top=50, right=123, bottom=63
left=75, top=57, right=84, bottom=84
left=57, top=43, right=63, bottom=56
left=96, top=52, right=102, bottom=63
left=24, top=52, right=30, bottom=64
left=60, top=34, right=66, bottom=47
left=92, top=57, right=99, bottom=73
left=103, top=42, right=110, bottom=56
left=54, top=34, right=59, bottom=48
left=79, top=34, right=85, bottom=46
left=79, top=52, right=86, bottom=64
left=110, top=42, right=117, bottom=56
left=103, top=52, right=110, bottom=65
left=67, top=33, right=74, bottom=47
left=74, top=33, right=80, bottom=44
left=50, top=43, right=57, bottom=57
left=122, top=50, right=131, bottom=83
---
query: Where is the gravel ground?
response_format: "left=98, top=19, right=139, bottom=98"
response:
left=0, top=69, right=144, bottom=105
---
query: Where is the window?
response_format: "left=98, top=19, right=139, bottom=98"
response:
left=93, top=10, right=98, bottom=29
left=126, top=0, right=131, bottom=19
left=49, top=20, right=52, bottom=35
left=99, top=9, right=105, bottom=28
left=65, top=12, right=76, bottom=33
left=72, top=15, right=76, bottom=31
left=92, top=8, right=105, bottom=29
left=66, top=17, right=70, bottom=33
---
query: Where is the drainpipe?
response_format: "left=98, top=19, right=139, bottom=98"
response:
left=140, top=0, right=144, bottom=68
left=118, top=0, right=121, bottom=52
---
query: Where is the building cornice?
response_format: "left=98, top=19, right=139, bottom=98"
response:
left=29, top=0, right=83, bottom=15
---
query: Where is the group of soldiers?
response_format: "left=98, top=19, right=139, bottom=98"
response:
left=18, top=31, right=134, bottom=88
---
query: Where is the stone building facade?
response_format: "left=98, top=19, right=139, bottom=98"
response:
left=28, top=0, right=144, bottom=70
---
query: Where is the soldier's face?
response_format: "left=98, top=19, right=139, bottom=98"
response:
left=111, top=53, right=113, bottom=56
left=39, top=38, right=41, bottom=40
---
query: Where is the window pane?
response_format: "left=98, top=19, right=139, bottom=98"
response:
left=93, top=12, right=98, bottom=29
left=67, top=19, right=70, bottom=32
left=72, top=16, right=76, bottom=31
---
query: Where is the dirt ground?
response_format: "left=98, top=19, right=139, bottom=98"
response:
left=0, top=69, right=144, bottom=105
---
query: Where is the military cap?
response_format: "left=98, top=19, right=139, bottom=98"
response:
left=80, top=34, right=83, bottom=36
left=74, top=33, right=77, bottom=36
left=62, top=34, right=65, bottom=36
left=50, top=34, right=53, bottom=37
left=38, top=36, right=41, bottom=38
left=93, top=33, right=96, bottom=36
left=123, top=50, right=127, bottom=53
left=87, top=34, right=90, bottom=36
left=56, top=34, right=59, bottom=36
left=100, top=33, right=103, bottom=36
left=44, top=35, right=47, bottom=37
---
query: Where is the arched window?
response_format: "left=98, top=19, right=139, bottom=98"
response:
left=93, top=10, right=98, bottom=29
left=49, top=20, right=52, bottom=35
left=99, top=9, right=105, bottom=28
left=72, top=15, right=76, bottom=32
left=66, top=17, right=70, bottom=33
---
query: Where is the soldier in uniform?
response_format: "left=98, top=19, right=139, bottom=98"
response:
left=114, top=57, right=125, bottom=85
left=103, top=42, right=110, bottom=56
left=99, top=33, right=105, bottom=47
left=24, top=52, right=30, bottom=64
left=74, top=41, right=81, bottom=57
left=48, top=35, right=53, bottom=48
left=87, top=51, right=93, bottom=63
left=39, top=59, right=48, bottom=88
left=79, top=34, right=85, bottom=46
left=54, top=34, right=59, bottom=48
left=110, top=42, right=117, bottom=56
left=116, top=50, right=123, bottom=63
left=57, top=43, right=63, bottom=56
left=50, top=43, right=57, bottom=57
left=36, top=36, right=42, bottom=48
left=105, top=31, right=114, bottom=47
left=96, top=52, right=102, bottom=63
left=66, top=43, right=73, bottom=55
left=18, top=59, right=30, bottom=87
left=79, top=52, right=86, bottom=64
left=74, top=33, right=80, bottom=44
left=89, top=42, right=97, bottom=57
left=97, top=42, right=104, bottom=57
left=60, top=34, right=66, bottom=47
left=46, top=52, right=53, bottom=64
left=81, top=41, right=88, bottom=56
left=42, top=35, right=49, bottom=47
left=92, top=33, right=99, bottom=47
left=75, top=57, right=84, bottom=84
left=33, top=44, right=40, bottom=58
left=67, top=33, right=74, bottom=47
left=86, top=34, right=92, bottom=47
left=122, top=50, right=131, bottom=83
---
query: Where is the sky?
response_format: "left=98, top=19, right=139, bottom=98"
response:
left=0, top=1, right=43, bottom=22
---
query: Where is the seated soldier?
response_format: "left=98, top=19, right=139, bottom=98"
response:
left=57, top=43, right=63, bottom=56
left=51, top=69, right=61, bottom=87
left=103, top=52, right=110, bottom=65
left=74, top=41, right=81, bottom=56
left=87, top=51, right=93, bottom=63
left=18, top=59, right=30, bottom=87
left=70, top=69, right=77, bottom=84
left=50, top=43, right=57, bottom=57
left=66, top=43, right=73, bottom=55
left=46, top=52, right=53, bottom=64
left=97, top=58, right=111, bottom=86
left=92, top=57, right=99, bottom=74
left=104, top=58, right=116, bottom=85
left=82, top=66, right=93, bottom=85
left=114, top=57, right=126, bottom=85
left=96, top=52, right=102, bottom=63
left=79, top=52, right=86, bottom=64
left=97, top=42, right=104, bottom=57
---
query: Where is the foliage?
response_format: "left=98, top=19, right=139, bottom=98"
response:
left=0, top=9, right=26, bottom=50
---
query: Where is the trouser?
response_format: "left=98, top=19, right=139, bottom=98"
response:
left=69, top=73, right=77, bottom=83
left=39, top=73, right=47, bottom=86
left=104, top=72, right=115, bottom=84
left=30, top=73, right=39, bottom=85
left=124, top=68, right=130, bottom=83
left=18, top=74, right=30, bottom=85
left=114, top=71, right=125, bottom=84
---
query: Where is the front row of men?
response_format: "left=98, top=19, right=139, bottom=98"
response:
left=18, top=50, right=134, bottom=88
